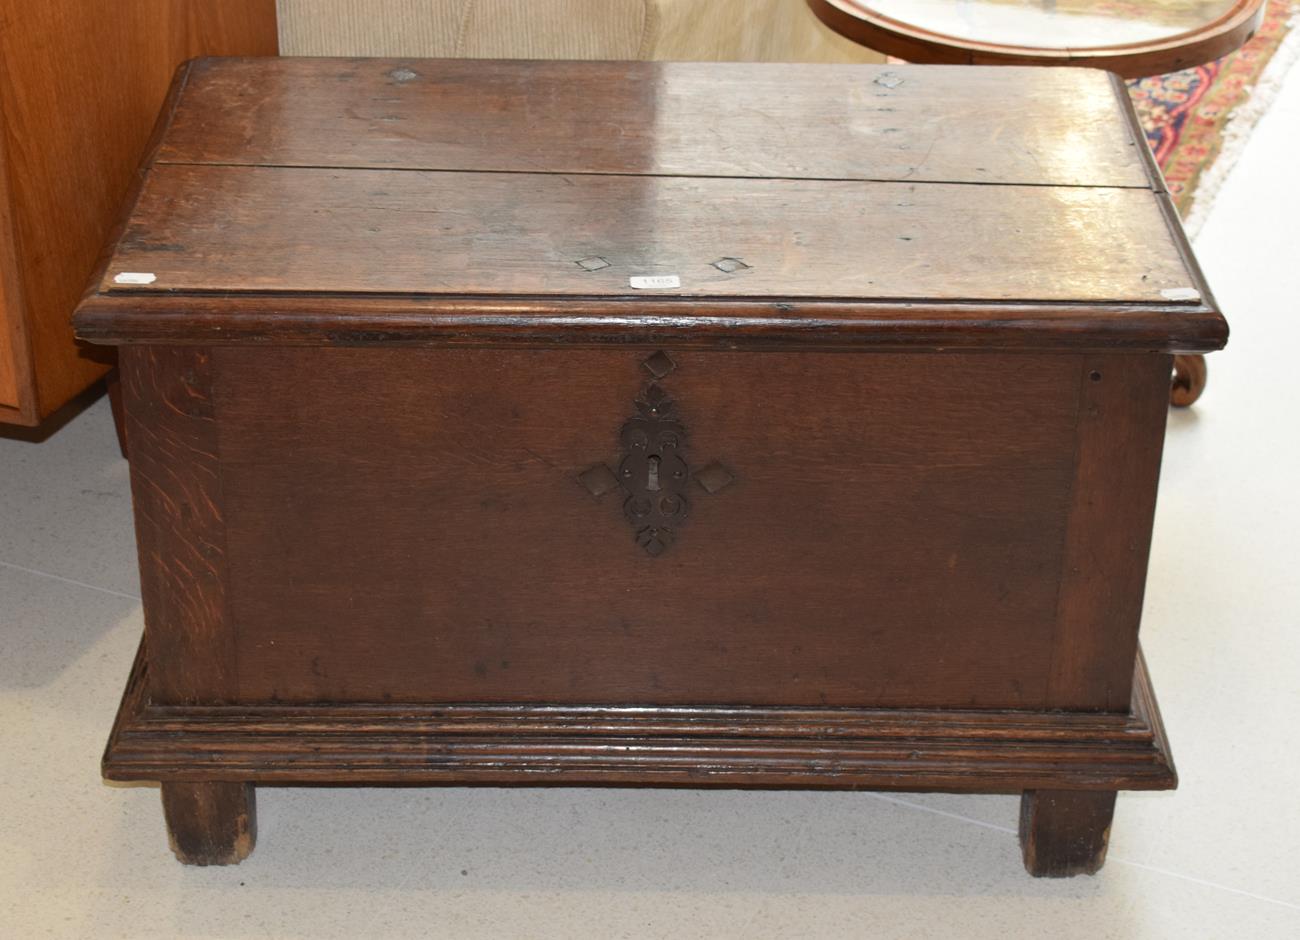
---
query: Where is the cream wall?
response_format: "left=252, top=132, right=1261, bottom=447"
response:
left=275, top=0, right=885, bottom=63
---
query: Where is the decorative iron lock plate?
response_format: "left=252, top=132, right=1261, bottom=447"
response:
left=579, top=352, right=734, bottom=556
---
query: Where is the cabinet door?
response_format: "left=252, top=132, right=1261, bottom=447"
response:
left=1, top=110, right=31, bottom=417
left=0, top=0, right=278, bottom=427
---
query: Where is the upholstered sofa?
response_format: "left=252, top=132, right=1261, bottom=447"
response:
left=276, top=0, right=886, bottom=63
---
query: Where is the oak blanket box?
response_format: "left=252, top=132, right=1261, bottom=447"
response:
left=74, top=57, right=1227, bottom=875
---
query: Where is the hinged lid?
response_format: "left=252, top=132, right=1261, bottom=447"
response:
left=74, top=57, right=1226, bottom=352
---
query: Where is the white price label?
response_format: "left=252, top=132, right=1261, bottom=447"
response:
left=114, top=272, right=157, bottom=285
left=629, top=275, right=681, bottom=290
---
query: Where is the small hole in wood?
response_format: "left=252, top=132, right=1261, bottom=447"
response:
left=1089, top=371, right=1103, bottom=382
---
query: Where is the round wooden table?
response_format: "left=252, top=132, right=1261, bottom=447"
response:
left=807, top=0, right=1265, bottom=78
left=807, top=0, right=1267, bottom=405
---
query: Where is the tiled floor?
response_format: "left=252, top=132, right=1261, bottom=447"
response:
left=5, top=66, right=1300, bottom=940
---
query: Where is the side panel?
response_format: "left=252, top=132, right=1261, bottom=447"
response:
left=121, top=345, right=235, bottom=703
left=1047, top=353, right=1172, bottom=710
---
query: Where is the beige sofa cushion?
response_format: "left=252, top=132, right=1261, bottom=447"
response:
left=276, top=0, right=884, bottom=63
left=277, top=0, right=468, bottom=58
left=647, top=0, right=884, bottom=62
left=460, top=0, right=650, bottom=59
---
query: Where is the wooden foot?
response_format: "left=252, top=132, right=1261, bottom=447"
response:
left=160, top=782, right=256, bottom=865
left=105, top=369, right=128, bottom=458
left=1019, top=789, right=1116, bottom=877
left=1171, top=354, right=1207, bottom=407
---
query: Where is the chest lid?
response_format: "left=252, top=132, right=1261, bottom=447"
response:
left=75, top=57, right=1225, bottom=352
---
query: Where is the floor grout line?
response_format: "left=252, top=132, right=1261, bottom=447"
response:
left=868, top=792, right=1018, bottom=835
left=868, top=792, right=1300, bottom=911
left=0, top=559, right=141, bottom=601
left=1106, top=859, right=1300, bottom=912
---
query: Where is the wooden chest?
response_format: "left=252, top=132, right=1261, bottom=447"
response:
left=75, top=57, right=1226, bottom=875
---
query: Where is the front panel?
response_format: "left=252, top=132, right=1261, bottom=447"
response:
left=211, top=346, right=1086, bottom=709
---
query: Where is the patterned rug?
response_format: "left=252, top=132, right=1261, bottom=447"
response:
left=1128, top=0, right=1300, bottom=224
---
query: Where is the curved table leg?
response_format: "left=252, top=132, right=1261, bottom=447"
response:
left=1171, top=354, right=1208, bottom=407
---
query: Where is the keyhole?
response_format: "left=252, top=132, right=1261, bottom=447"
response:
left=646, top=454, right=661, bottom=492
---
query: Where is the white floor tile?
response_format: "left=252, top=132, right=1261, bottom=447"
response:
left=12, top=778, right=1300, bottom=940
left=0, top=397, right=139, bottom=596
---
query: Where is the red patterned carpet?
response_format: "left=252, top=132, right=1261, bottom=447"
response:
left=1129, top=0, right=1299, bottom=217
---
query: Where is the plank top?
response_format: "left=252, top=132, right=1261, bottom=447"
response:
left=108, top=164, right=1191, bottom=303
left=155, top=57, right=1151, bottom=187
left=78, top=57, right=1227, bottom=351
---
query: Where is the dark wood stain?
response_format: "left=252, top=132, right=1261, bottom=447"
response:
left=155, top=58, right=1152, bottom=187
left=213, top=347, right=1074, bottom=708
left=120, top=345, right=235, bottom=704
left=1020, top=789, right=1118, bottom=877
left=78, top=57, right=1214, bottom=874
left=107, top=637, right=1176, bottom=792
left=74, top=293, right=1228, bottom=354
left=72, top=59, right=1228, bottom=354
left=1047, top=353, right=1173, bottom=710
left=98, top=164, right=1195, bottom=304
left=161, top=780, right=255, bottom=866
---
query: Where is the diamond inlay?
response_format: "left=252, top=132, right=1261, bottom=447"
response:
left=636, top=526, right=673, bottom=556
left=641, top=351, right=676, bottom=379
left=711, top=257, right=751, bottom=274
left=576, top=256, right=611, bottom=272
left=579, top=464, right=620, bottom=497
left=695, top=462, right=735, bottom=494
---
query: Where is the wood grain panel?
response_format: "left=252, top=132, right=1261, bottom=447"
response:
left=1047, top=353, right=1173, bottom=711
left=1019, top=789, right=1118, bottom=877
left=0, top=0, right=276, bottom=424
left=156, top=58, right=1152, bottom=188
left=120, top=346, right=234, bottom=704
left=213, top=346, right=1082, bottom=708
left=0, top=93, right=32, bottom=416
left=72, top=292, right=1230, bottom=354
left=104, top=637, right=1177, bottom=792
left=103, top=164, right=1195, bottom=303
left=160, top=780, right=256, bottom=866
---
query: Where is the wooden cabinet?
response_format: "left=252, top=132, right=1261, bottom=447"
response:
left=78, top=59, right=1223, bottom=875
left=0, top=0, right=276, bottom=427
